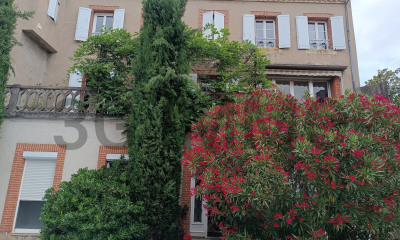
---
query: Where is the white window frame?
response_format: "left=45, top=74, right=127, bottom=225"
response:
left=13, top=152, right=58, bottom=234
left=272, top=79, right=331, bottom=99
left=308, top=21, right=328, bottom=50
left=255, top=19, right=276, bottom=48
left=92, top=13, right=114, bottom=35
left=106, top=154, right=129, bottom=168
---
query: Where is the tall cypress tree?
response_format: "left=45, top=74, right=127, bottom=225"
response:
left=0, top=1, right=31, bottom=128
left=127, top=0, right=193, bottom=238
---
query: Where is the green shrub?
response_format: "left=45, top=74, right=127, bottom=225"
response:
left=40, top=161, right=148, bottom=240
left=183, top=90, right=400, bottom=240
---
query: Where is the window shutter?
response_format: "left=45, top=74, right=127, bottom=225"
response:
left=47, top=0, right=58, bottom=21
left=189, top=73, right=198, bottom=84
left=75, top=7, right=92, bottom=41
left=330, top=16, right=346, bottom=50
left=20, top=159, right=56, bottom=201
left=278, top=15, right=291, bottom=48
left=296, top=16, right=310, bottom=49
left=214, top=11, right=225, bottom=39
left=68, top=70, right=82, bottom=87
left=242, top=14, right=255, bottom=44
left=113, top=9, right=125, bottom=29
left=202, top=11, right=214, bottom=38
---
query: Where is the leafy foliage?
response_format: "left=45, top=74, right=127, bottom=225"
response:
left=41, top=161, right=148, bottom=240
left=69, top=28, right=136, bottom=116
left=366, top=67, right=400, bottom=106
left=189, top=26, right=270, bottom=99
left=0, top=0, right=32, bottom=128
left=183, top=90, right=400, bottom=239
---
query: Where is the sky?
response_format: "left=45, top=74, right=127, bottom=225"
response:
left=351, top=0, right=400, bottom=86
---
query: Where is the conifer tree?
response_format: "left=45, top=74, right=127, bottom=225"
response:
left=126, top=0, right=193, bottom=238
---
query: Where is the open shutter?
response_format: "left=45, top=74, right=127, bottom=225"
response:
left=113, top=9, right=125, bottom=29
left=20, top=158, right=56, bottom=201
left=214, top=11, right=225, bottom=39
left=189, top=73, right=198, bottom=84
left=296, top=16, right=310, bottom=49
left=47, top=0, right=58, bottom=21
left=68, top=70, right=82, bottom=87
left=278, top=15, right=291, bottom=48
left=202, top=11, right=214, bottom=38
left=242, top=14, right=255, bottom=44
left=330, top=16, right=346, bottom=50
left=75, top=7, right=92, bottom=41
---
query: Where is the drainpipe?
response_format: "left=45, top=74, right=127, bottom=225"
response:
left=345, top=0, right=357, bottom=92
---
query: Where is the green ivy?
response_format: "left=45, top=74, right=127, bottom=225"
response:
left=0, top=0, right=32, bottom=128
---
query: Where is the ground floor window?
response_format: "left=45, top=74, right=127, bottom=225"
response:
left=272, top=79, right=330, bottom=101
left=14, top=152, right=58, bottom=233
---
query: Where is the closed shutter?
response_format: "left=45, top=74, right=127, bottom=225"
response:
left=330, top=16, right=346, bottom=50
left=214, top=12, right=225, bottom=39
left=20, top=159, right=57, bottom=201
left=47, top=0, right=58, bottom=21
left=113, top=9, right=125, bottom=29
left=296, top=16, right=310, bottom=49
left=278, top=15, right=291, bottom=48
left=202, top=11, right=214, bottom=38
left=75, top=7, right=92, bottom=41
left=242, top=14, right=255, bottom=44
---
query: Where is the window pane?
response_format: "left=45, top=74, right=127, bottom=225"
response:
left=15, top=201, right=46, bottom=229
left=95, top=16, right=104, bottom=33
left=105, top=16, right=113, bottom=31
left=266, top=21, right=274, bottom=31
left=193, top=180, right=202, bottom=222
left=276, top=81, right=290, bottom=95
left=293, top=81, right=309, bottom=101
left=308, top=23, right=316, bottom=40
left=313, top=82, right=329, bottom=100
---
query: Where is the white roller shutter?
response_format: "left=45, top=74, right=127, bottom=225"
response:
left=47, top=0, right=58, bottom=21
left=296, top=16, right=310, bottom=49
left=75, top=7, right=92, bottom=41
left=19, top=158, right=57, bottom=201
left=330, top=16, right=346, bottom=50
left=113, top=9, right=125, bottom=29
left=278, top=15, right=291, bottom=48
left=202, top=11, right=214, bottom=38
left=242, top=14, right=255, bottom=44
left=214, top=11, right=225, bottom=39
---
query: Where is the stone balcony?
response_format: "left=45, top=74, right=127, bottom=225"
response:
left=3, top=85, right=110, bottom=119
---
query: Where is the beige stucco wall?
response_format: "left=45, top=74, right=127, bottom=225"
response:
left=9, top=0, right=359, bottom=90
left=0, top=118, right=125, bottom=222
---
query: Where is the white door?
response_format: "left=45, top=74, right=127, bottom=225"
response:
left=189, top=178, right=208, bottom=237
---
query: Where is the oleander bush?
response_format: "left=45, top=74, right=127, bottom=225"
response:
left=183, top=90, right=400, bottom=240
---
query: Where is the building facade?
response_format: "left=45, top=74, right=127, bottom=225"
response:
left=0, top=0, right=359, bottom=238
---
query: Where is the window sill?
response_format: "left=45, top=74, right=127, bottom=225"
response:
left=260, top=48, right=282, bottom=54
left=305, top=49, right=338, bottom=55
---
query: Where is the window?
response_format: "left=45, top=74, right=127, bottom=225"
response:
left=75, top=7, right=125, bottom=41
left=92, top=13, right=114, bottom=35
left=256, top=20, right=275, bottom=48
left=202, top=11, right=225, bottom=39
left=296, top=15, right=346, bottom=50
left=308, top=22, right=327, bottom=49
left=47, top=0, right=59, bottom=22
left=14, top=151, right=57, bottom=233
left=106, top=154, right=129, bottom=168
left=243, top=14, right=290, bottom=48
left=274, top=79, right=330, bottom=101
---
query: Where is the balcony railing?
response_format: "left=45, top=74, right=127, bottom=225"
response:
left=309, top=39, right=329, bottom=50
left=3, top=85, right=102, bottom=119
left=256, top=38, right=276, bottom=48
